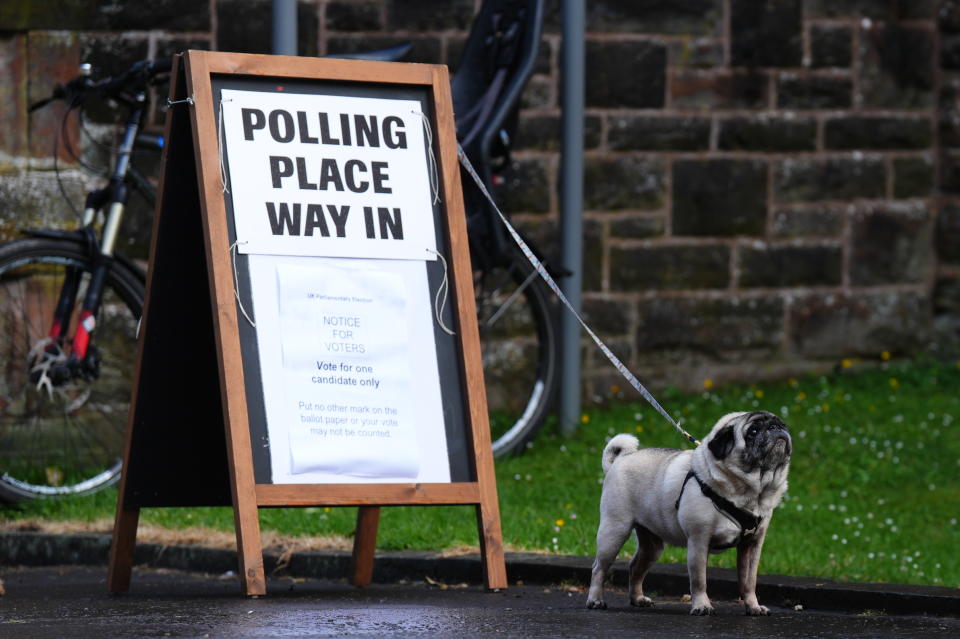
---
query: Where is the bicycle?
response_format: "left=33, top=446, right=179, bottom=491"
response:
left=0, top=0, right=557, bottom=502
left=0, top=59, right=169, bottom=502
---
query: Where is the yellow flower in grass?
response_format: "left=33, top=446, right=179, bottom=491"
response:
left=889, top=378, right=899, bottom=389
left=881, top=351, right=891, bottom=361
left=555, top=519, right=565, bottom=527
left=580, top=414, right=590, bottom=424
left=841, top=359, right=854, bottom=369
left=703, top=378, right=714, bottom=389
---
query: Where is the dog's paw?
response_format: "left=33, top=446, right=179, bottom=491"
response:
left=630, top=596, right=654, bottom=608
left=586, top=599, right=608, bottom=610
left=689, top=605, right=715, bottom=616
left=745, top=604, right=770, bottom=616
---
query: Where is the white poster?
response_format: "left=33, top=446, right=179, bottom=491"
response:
left=219, top=88, right=437, bottom=261
left=247, top=255, right=451, bottom=484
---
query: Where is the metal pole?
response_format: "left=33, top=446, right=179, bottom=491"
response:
left=559, top=0, right=585, bottom=436
left=272, top=0, right=297, bottom=56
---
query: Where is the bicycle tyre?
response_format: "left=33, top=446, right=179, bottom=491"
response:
left=0, top=237, right=144, bottom=502
left=475, top=243, right=560, bottom=457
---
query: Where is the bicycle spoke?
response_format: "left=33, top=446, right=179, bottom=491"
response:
left=23, top=401, right=47, bottom=475
left=482, top=268, right=538, bottom=329
left=12, top=276, right=36, bottom=369
left=63, top=405, right=108, bottom=468
left=78, top=398, right=127, bottom=458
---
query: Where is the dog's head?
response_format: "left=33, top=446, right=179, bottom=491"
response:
left=704, top=411, right=792, bottom=476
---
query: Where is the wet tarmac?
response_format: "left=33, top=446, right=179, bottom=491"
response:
left=0, top=565, right=958, bottom=638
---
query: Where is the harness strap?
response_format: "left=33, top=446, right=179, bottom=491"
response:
left=675, top=471, right=762, bottom=543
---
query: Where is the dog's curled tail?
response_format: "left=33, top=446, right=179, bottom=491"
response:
left=602, top=434, right=640, bottom=474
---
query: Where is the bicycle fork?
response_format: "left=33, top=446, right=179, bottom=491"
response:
left=32, top=207, right=125, bottom=390
left=31, top=103, right=143, bottom=391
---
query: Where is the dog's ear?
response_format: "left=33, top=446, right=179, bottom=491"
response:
left=707, top=425, right=736, bottom=460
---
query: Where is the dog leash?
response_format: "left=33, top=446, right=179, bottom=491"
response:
left=457, top=145, right=701, bottom=447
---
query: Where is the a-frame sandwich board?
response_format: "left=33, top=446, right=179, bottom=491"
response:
left=107, top=50, right=506, bottom=596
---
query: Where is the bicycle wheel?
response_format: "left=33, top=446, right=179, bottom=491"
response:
left=0, top=237, right=143, bottom=502
left=475, top=243, right=560, bottom=457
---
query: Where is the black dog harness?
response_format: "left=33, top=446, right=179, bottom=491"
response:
left=675, top=471, right=762, bottom=549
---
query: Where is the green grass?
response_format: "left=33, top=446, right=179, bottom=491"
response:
left=3, top=357, right=959, bottom=588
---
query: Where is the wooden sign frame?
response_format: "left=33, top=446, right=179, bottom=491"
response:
left=107, top=50, right=506, bottom=596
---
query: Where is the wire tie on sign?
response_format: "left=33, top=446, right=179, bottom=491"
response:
left=229, top=240, right=256, bottom=328
left=414, top=111, right=440, bottom=205
left=217, top=97, right=233, bottom=194
left=456, top=144, right=701, bottom=447
left=165, top=95, right=195, bottom=108
left=427, top=248, right=455, bottom=336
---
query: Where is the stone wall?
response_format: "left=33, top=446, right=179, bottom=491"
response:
left=504, top=0, right=945, bottom=397
left=1, top=0, right=955, bottom=396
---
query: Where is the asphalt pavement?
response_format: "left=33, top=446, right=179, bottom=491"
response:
left=1, top=531, right=958, bottom=638
left=1, top=565, right=959, bottom=639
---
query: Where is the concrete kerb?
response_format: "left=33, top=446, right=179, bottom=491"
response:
left=1, top=531, right=957, bottom=617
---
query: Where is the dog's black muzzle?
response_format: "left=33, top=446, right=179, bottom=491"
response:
left=744, top=411, right=792, bottom=470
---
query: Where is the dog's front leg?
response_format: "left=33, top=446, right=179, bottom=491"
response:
left=686, top=536, right=713, bottom=615
left=737, top=527, right=769, bottom=615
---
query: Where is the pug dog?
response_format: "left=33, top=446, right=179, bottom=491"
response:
left=586, top=411, right=791, bottom=616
